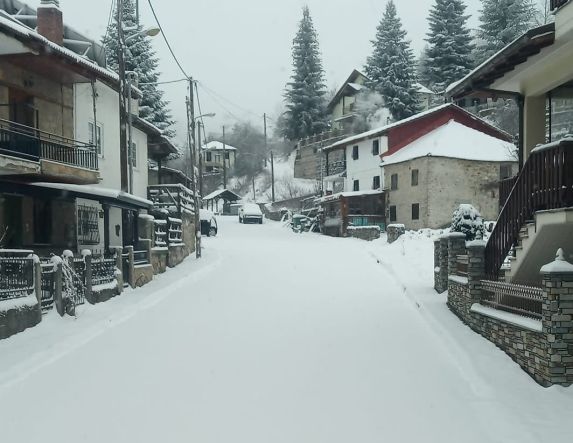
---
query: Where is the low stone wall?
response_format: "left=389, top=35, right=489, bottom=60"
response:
left=151, top=248, right=168, bottom=274
left=88, top=283, right=120, bottom=305
left=133, top=264, right=154, bottom=288
left=347, top=226, right=381, bottom=241
left=387, top=224, right=405, bottom=244
left=440, top=240, right=573, bottom=387
left=0, top=299, right=41, bottom=340
left=168, top=244, right=188, bottom=268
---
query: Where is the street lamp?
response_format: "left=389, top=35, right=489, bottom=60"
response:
left=125, top=26, right=161, bottom=43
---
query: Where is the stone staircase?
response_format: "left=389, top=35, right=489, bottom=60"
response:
left=504, top=208, right=573, bottom=285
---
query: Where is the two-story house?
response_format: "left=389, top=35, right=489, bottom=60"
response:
left=201, top=140, right=236, bottom=173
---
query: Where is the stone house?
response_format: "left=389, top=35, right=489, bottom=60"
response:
left=201, top=140, right=237, bottom=173
left=382, top=120, right=517, bottom=230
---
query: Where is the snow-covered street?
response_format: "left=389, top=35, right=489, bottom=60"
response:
left=1, top=217, right=572, bottom=443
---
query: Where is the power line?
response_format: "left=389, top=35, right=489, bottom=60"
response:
left=197, top=81, right=264, bottom=119
left=194, top=82, right=209, bottom=145
left=197, top=83, right=244, bottom=122
left=139, top=78, right=188, bottom=86
left=146, top=0, right=189, bottom=79
left=99, top=0, right=116, bottom=59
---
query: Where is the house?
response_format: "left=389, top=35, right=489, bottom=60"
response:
left=435, top=0, right=573, bottom=387
left=201, top=140, right=236, bottom=173
left=322, top=103, right=512, bottom=196
left=328, top=69, right=369, bottom=132
left=382, top=120, right=517, bottom=230
left=415, top=83, right=440, bottom=111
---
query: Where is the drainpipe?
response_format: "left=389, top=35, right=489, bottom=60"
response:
left=517, top=94, right=524, bottom=170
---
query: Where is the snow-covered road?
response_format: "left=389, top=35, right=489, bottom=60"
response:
left=1, top=217, right=572, bottom=442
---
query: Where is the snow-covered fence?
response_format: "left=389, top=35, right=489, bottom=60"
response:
left=154, top=219, right=168, bottom=247
left=168, top=217, right=183, bottom=244
left=0, top=257, right=35, bottom=302
left=91, top=254, right=117, bottom=287
left=148, top=184, right=195, bottom=217
left=480, top=280, right=542, bottom=320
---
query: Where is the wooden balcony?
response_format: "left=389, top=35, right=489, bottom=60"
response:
left=0, top=119, right=99, bottom=184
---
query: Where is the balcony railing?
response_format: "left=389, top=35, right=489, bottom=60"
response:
left=148, top=184, right=196, bottom=216
left=0, top=118, right=97, bottom=171
left=551, top=0, right=569, bottom=11
left=485, top=139, right=573, bottom=279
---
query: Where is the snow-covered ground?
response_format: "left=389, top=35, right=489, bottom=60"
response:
left=0, top=219, right=572, bottom=442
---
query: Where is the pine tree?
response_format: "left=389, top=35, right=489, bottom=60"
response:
left=423, top=0, right=474, bottom=92
left=282, top=6, right=329, bottom=141
left=364, top=1, right=420, bottom=122
left=475, top=0, right=539, bottom=63
left=102, top=0, right=175, bottom=137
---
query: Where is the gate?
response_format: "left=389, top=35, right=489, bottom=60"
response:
left=40, top=262, right=55, bottom=313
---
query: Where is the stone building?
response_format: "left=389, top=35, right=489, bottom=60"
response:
left=382, top=120, right=517, bottom=230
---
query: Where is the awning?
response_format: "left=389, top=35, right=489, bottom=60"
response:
left=0, top=181, right=152, bottom=210
left=203, top=188, right=242, bottom=202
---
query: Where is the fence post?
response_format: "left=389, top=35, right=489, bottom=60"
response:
left=447, top=233, right=467, bottom=278
left=52, top=257, right=64, bottom=317
left=114, top=247, right=124, bottom=294
left=438, top=236, right=449, bottom=293
left=125, top=246, right=135, bottom=288
left=83, top=251, right=93, bottom=304
left=467, top=241, right=486, bottom=306
left=540, top=248, right=573, bottom=386
left=31, top=254, right=42, bottom=306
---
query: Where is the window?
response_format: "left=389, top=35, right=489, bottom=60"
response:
left=206, top=152, right=212, bottom=162
left=372, top=175, right=380, bottom=189
left=353, top=180, right=360, bottom=191
left=389, top=205, right=397, bottom=222
left=215, top=154, right=222, bottom=163
left=412, top=203, right=420, bottom=220
left=130, top=141, right=137, bottom=168
left=88, top=122, right=103, bottom=156
left=295, top=149, right=301, bottom=160
left=225, top=151, right=230, bottom=160
left=391, top=173, right=398, bottom=190
left=77, top=205, right=100, bottom=245
left=352, top=145, right=359, bottom=160
left=372, top=139, right=380, bottom=156
left=411, top=169, right=419, bottom=186
left=500, top=164, right=512, bottom=180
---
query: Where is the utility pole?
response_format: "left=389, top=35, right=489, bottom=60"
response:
left=222, top=125, right=227, bottom=189
left=116, top=0, right=128, bottom=192
left=135, top=0, right=140, bottom=24
left=264, top=113, right=275, bottom=202
left=197, top=121, right=204, bottom=202
left=127, top=72, right=135, bottom=194
left=186, top=78, right=201, bottom=259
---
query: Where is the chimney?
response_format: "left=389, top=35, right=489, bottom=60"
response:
left=37, top=0, right=64, bottom=46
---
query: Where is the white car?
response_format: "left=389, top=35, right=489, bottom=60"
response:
left=239, top=203, right=263, bottom=224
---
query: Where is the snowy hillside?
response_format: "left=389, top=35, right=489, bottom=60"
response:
left=230, top=151, right=318, bottom=203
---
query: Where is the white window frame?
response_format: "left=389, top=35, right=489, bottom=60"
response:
left=88, top=121, right=103, bottom=157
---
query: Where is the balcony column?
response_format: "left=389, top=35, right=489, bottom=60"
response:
left=103, top=204, right=110, bottom=253
left=523, top=95, right=546, bottom=163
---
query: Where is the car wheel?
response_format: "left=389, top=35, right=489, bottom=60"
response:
left=209, top=227, right=217, bottom=237
left=259, top=219, right=263, bottom=224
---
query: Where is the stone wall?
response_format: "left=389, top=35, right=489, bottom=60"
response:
left=438, top=239, right=573, bottom=387
left=168, top=244, right=187, bottom=268
left=151, top=249, right=168, bottom=274
left=387, top=224, right=405, bottom=244
left=0, top=300, right=42, bottom=340
left=347, top=226, right=380, bottom=241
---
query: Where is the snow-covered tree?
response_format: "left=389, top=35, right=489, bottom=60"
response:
left=475, top=0, right=540, bottom=63
left=423, top=0, right=474, bottom=92
left=364, top=0, right=420, bottom=121
left=281, top=6, right=329, bottom=141
left=102, top=0, right=175, bottom=138
left=451, top=204, right=485, bottom=240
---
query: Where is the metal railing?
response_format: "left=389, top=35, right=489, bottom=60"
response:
left=92, top=254, right=116, bottom=287
left=0, top=118, right=97, bottom=171
left=0, top=257, right=34, bottom=301
left=485, top=139, right=573, bottom=279
left=40, top=262, right=56, bottom=313
left=481, top=280, right=543, bottom=319
left=148, top=184, right=195, bottom=216
left=499, top=176, right=518, bottom=211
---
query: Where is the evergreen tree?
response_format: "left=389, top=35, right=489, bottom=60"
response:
left=364, top=1, right=419, bottom=121
left=423, top=0, right=474, bottom=92
left=475, top=0, right=539, bottom=63
left=282, top=6, right=329, bottom=141
left=102, top=0, right=175, bottom=137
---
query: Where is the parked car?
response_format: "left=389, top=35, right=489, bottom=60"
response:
left=239, top=203, right=263, bottom=224
left=200, top=209, right=218, bottom=236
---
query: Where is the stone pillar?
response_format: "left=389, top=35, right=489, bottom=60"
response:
left=84, top=253, right=93, bottom=304
left=447, top=233, right=467, bottom=278
left=434, top=239, right=442, bottom=292
left=437, top=236, right=449, bottom=293
left=52, top=257, right=64, bottom=317
left=540, top=249, right=573, bottom=386
left=467, top=241, right=486, bottom=306
left=31, top=255, right=42, bottom=306
left=113, top=247, right=124, bottom=294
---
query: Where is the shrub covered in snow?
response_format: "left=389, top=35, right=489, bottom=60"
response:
left=451, top=204, right=485, bottom=241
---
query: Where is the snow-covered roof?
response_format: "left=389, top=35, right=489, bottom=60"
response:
left=323, top=103, right=511, bottom=152
left=381, top=120, right=517, bottom=166
left=0, top=11, right=118, bottom=85
left=327, top=69, right=370, bottom=111
left=202, top=141, right=237, bottom=152
left=415, top=83, right=435, bottom=95
left=203, top=188, right=242, bottom=201
left=30, top=182, right=152, bottom=208
left=348, top=83, right=363, bottom=92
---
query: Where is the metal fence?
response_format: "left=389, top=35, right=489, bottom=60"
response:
left=40, top=262, right=56, bottom=313
left=63, top=257, right=86, bottom=308
left=0, top=257, right=34, bottom=301
left=92, top=255, right=117, bottom=287
left=480, top=280, right=543, bottom=319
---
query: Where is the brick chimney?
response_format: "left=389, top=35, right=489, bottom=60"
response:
left=37, top=0, right=64, bottom=46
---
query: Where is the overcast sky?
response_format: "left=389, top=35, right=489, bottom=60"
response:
left=27, top=0, right=511, bottom=143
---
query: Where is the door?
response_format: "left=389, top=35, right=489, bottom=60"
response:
left=0, top=195, right=23, bottom=248
left=7, top=89, right=39, bottom=159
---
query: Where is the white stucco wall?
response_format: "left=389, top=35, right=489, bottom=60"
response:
left=74, top=81, right=121, bottom=190
left=344, top=136, right=388, bottom=192
left=131, top=126, right=149, bottom=200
